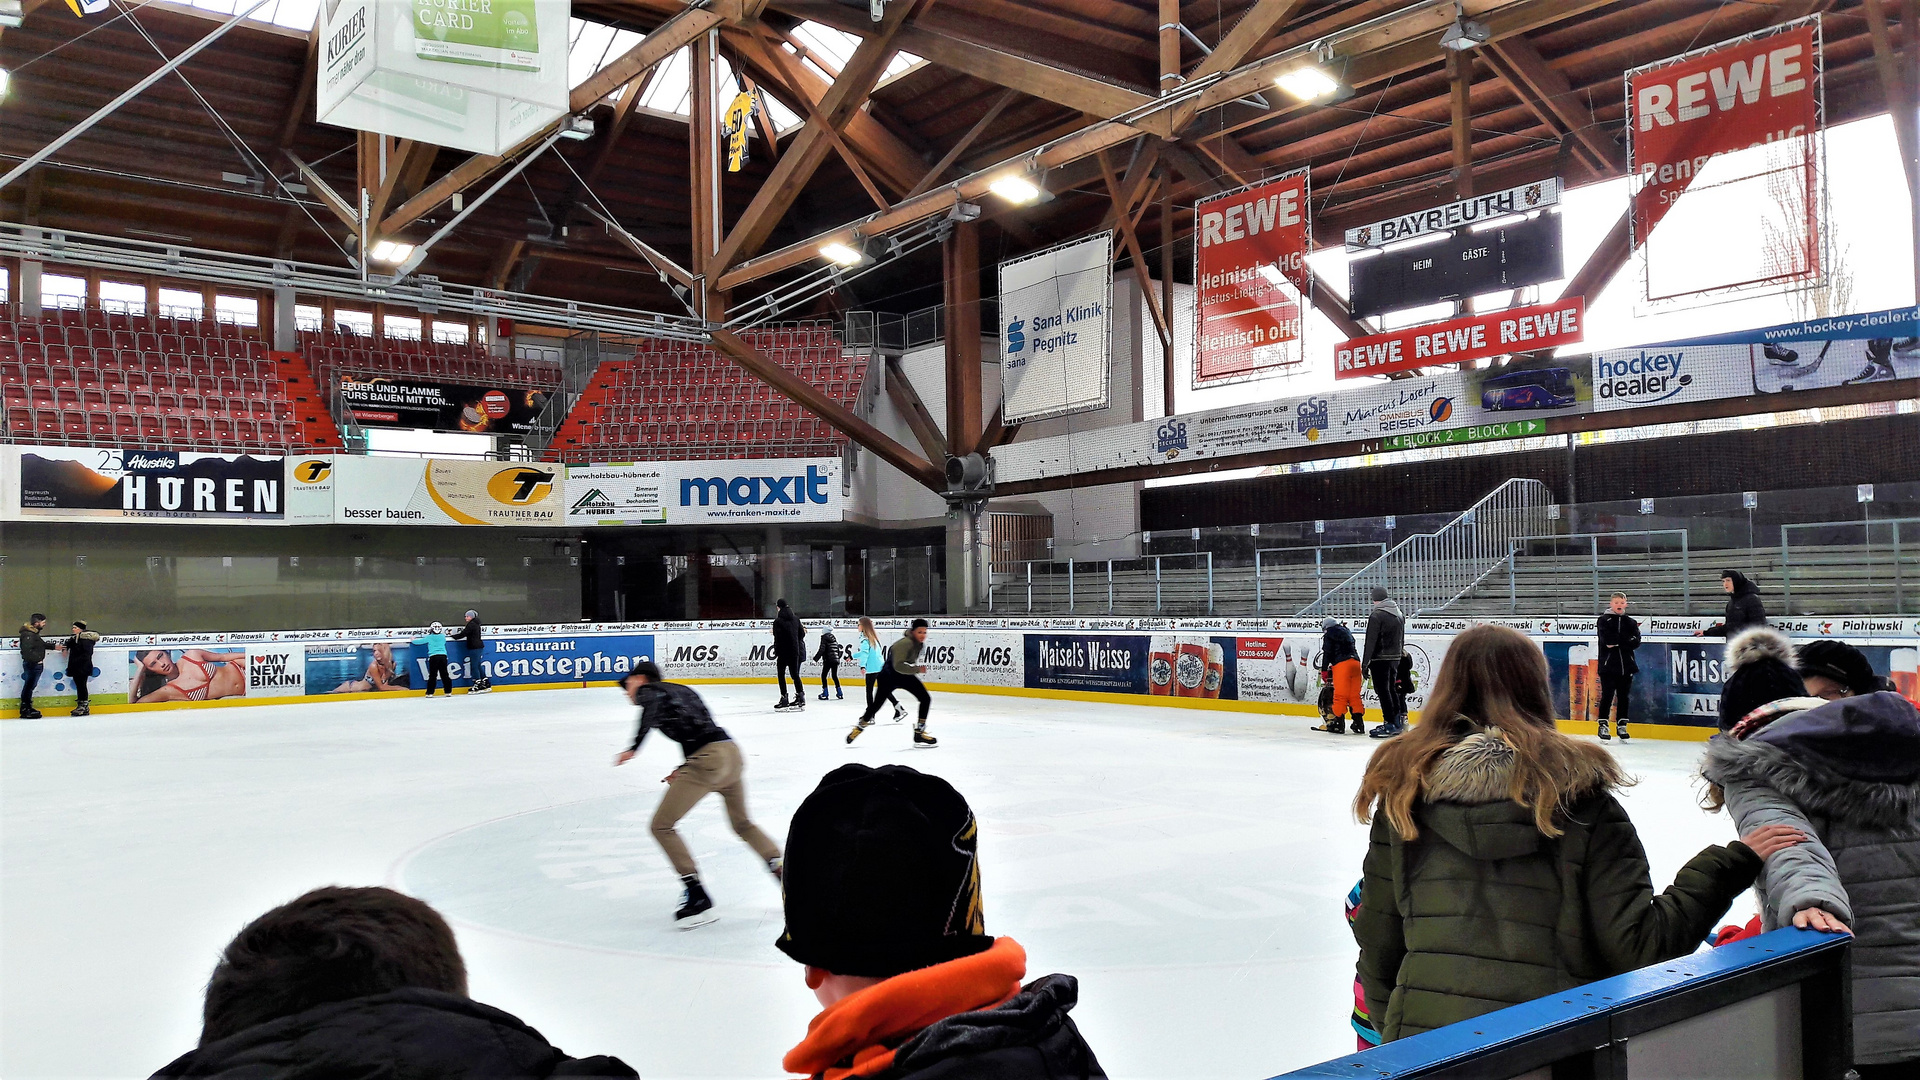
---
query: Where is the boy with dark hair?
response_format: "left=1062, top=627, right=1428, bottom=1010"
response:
left=813, top=625, right=843, bottom=701
left=16, top=613, right=48, bottom=719
left=848, top=618, right=936, bottom=747
left=773, top=599, right=807, bottom=710
left=776, top=764, right=1105, bottom=1080
left=1596, top=592, right=1641, bottom=742
left=614, top=659, right=783, bottom=927
left=151, top=886, right=635, bottom=1078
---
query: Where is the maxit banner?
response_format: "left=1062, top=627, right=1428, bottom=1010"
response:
left=998, top=231, right=1113, bottom=424
left=566, top=458, right=843, bottom=526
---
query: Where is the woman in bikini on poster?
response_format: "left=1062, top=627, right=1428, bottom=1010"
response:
left=130, top=649, right=247, bottom=703
left=329, top=642, right=412, bottom=694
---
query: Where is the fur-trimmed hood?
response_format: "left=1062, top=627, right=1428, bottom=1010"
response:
left=1417, top=727, right=1621, bottom=861
left=1723, top=626, right=1793, bottom=679
left=1703, top=691, right=1920, bottom=830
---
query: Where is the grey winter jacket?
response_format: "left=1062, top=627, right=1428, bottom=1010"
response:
left=1700, top=691, right=1920, bottom=1065
left=1363, top=601, right=1405, bottom=666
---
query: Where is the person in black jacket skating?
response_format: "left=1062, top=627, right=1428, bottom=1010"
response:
left=1361, top=588, right=1407, bottom=738
left=614, top=660, right=783, bottom=926
left=813, top=626, right=843, bottom=701
left=59, top=620, right=101, bottom=717
left=1596, top=593, right=1641, bottom=742
left=1697, top=570, right=1767, bottom=638
left=772, top=599, right=806, bottom=710
left=149, top=886, right=636, bottom=1079
left=1313, top=618, right=1366, bottom=735
left=776, top=764, right=1106, bottom=1080
left=16, top=613, right=48, bottom=719
left=454, top=610, right=490, bottom=693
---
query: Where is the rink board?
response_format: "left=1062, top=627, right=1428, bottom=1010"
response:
left=4, top=616, right=1914, bottom=732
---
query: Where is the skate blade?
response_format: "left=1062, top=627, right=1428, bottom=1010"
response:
left=675, top=911, right=718, bottom=930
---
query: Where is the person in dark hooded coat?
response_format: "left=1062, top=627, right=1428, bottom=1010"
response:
left=1697, top=570, right=1767, bottom=638
left=150, top=886, right=635, bottom=1080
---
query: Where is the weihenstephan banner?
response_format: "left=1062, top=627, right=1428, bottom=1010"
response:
left=998, top=232, right=1113, bottom=424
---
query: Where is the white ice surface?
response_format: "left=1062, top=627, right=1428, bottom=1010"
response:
left=1, top=686, right=1753, bottom=1080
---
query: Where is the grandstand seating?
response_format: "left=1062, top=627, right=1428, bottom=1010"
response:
left=0, top=307, right=343, bottom=453
left=544, top=325, right=866, bottom=463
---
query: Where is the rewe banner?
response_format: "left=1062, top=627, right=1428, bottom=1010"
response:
left=1335, top=298, right=1585, bottom=379
left=1194, top=169, right=1310, bottom=387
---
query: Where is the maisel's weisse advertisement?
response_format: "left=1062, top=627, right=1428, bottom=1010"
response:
left=15, top=446, right=284, bottom=523
left=339, top=376, right=549, bottom=435
left=1193, top=168, right=1310, bottom=387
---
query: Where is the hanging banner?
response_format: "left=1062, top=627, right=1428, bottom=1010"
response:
left=1626, top=20, right=1823, bottom=301
left=565, top=458, right=844, bottom=526
left=13, top=446, right=283, bottom=523
left=998, top=232, right=1114, bottom=424
left=339, top=377, right=552, bottom=435
left=1335, top=297, right=1586, bottom=379
left=330, top=456, right=563, bottom=526
left=1345, top=178, right=1561, bottom=249
left=1193, top=168, right=1310, bottom=387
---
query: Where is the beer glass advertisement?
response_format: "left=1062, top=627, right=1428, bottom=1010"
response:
left=1145, top=634, right=1239, bottom=701
left=1025, top=634, right=1149, bottom=695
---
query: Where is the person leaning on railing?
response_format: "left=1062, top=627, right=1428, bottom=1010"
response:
left=1349, top=625, right=1807, bottom=1043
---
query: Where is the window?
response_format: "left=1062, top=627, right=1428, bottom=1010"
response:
left=42, top=273, right=86, bottom=310
left=384, top=314, right=422, bottom=340
left=215, top=295, right=259, bottom=327
left=295, top=304, right=324, bottom=331
left=0, top=266, right=8, bottom=304
left=432, top=320, right=471, bottom=345
left=99, top=281, right=147, bottom=315
left=334, top=309, right=373, bottom=336
left=157, top=288, right=204, bottom=320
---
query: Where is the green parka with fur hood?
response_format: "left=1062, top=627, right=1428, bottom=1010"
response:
left=1353, top=725, right=1763, bottom=1041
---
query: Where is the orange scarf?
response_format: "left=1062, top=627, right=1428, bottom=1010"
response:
left=783, top=937, right=1028, bottom=1080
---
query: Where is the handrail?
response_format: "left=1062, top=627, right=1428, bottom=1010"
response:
left=1297, top=479, right=1554, bottom=618
left=1504, top=529, right=1691, bottom=615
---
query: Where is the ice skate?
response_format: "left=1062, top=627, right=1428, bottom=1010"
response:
left=1894, top=336, right=1920, bottom=353
left=1844, top=362, right=1897, bottom=385
left=768, top=856, right=784, bottom=884
left=891, top=701, right=907, bottom=723
left=675, top=878, right=716, bottom=928
left=18, top=707, right=41, bottom=719
left=1616, top=722, right=1631, bottom=743
left=1368, top=721, right=1403, bottom=739
left=1762, top=343, right=1800, bottom=364
left=70, top=703, right=90, bottom=717
left=913, top=725, right=938, bottom=748
left=835, top=689, right=844, bottom=699
left=1310, top=716, right=1345, bottom=734
left=846, top=720, right=872, bottom=744
left=774, top=696, right=798, bottom=711
left=1597, top=719, right=1611, bottom=741
left=817, top=691, right=829, bottom=700
left=1350, top=714, right=1366, bottom=734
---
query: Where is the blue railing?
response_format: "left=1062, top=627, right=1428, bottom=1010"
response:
left=1269, top=928, right=1852, bottom=1080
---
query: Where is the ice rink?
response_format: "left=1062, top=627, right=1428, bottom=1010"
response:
left=1, top=684, right=1753, bottom=1080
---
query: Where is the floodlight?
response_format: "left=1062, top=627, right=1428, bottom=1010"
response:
left=368, top=240, right=415, bottom=264
left=1439, top=11, right=1490, bottom=51
left=820, top=240, right=866, bottom=266
left=1275, top=65, right=1341, bottom=101
left=988, top=173, right=1043, bottom=205
left=560, top=115, right=596, bottom=141
left=947, top=201, right=983, bottom=222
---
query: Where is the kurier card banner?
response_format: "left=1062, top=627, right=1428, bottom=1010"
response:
left=318, top=0, right=571, bottom=156
left=331, top=456, right=563, bottom=525
left=1592, top=305, right=1919, bottom=410
left=998, top=232, right=1114, bottom=424
left=1335, top=298, right=1585, bottom=379
left=565, top=458, right=843, bottom=526
left=15, top=446, right=283, bottom=523
left=1194, top=168, right=1310, bottom=387
left=340, top=376, right=550, bottom=435
left=1627, top=20, right=1823, bottom=301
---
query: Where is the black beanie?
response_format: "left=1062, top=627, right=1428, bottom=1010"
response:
left=777, top=764, right=992, bottom=978
left=1370, top=586, right=1388, bottom=602
left=1718, top=628, right=1808, bottom=730
left=1795, top=639, right=1879, bottom=697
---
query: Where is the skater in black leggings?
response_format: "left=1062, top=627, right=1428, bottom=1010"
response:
left=813, top=627, right=843, bottom=700
left=848, top=619, right=936, bottom=747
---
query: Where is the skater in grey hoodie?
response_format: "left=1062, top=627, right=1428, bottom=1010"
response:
left=1362, top=587, right=1406, bottom=738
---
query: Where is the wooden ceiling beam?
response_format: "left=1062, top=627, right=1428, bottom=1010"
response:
left=1098, top=150, right=1172, bottom=351
left=885, top=356, right=951, bottom=466
left=274, top=13, right=321, bottom=154
left=907, top=88, right=1017, bottom=198
left=1480, top=34, right=1623, bottom=178
left=727, top=23, right=924, bottom=194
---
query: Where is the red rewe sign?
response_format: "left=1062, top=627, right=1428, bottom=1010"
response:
left=1334, top=298, right=1585, bottom=379
left=1193, top=169, right=1309, bottom=387
left=1628, top=22, right=1819, bottom=243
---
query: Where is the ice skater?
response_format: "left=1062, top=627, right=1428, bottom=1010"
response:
left=772, top=600, right=806, bottom=710
left=1312, top=618, right=1365, bottom=736
left=1362, top=587, right=1407, bottom=738
left=418, top=622, right=454, bottom=697
left=847, top=619, right=936, bottom=747
left=455, top=609, right=490, bottom=693
left=14, top=613, right=48, bottom=719
left=613, top=660, right=783, bottom=927
left=813, top=625, right=843, bottom=701
left=852, top=617, right=906, bottom=722
left=1596, top=593, right=1640, bottom=741
left=58, top=620, right=100, bottom=717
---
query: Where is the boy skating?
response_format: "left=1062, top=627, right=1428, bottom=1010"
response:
left=772, top=600, right=806, bottom=710
left=848, top=619, right=936, bottom=747
left=613, top=660, right=782, bottom=927
left=455, top=609, right=490, bottom=692
left=1596, top=592, right=1640, bottom=741
left=813, top=626, right=843, bottom=701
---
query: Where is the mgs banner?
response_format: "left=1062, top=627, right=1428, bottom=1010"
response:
left=1627, top=21, right=1822, bottom=299
left=340, top=377, right=550, bottom=435
left=1194, top=169, right=1309, bottom=387
left=14, top=446, right=283, bottom=523
left=998, top=232, right=1113, bottom=424
left=331, top=456, right=563, bottom=526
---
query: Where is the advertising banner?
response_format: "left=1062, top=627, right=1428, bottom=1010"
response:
left=1194, top=169, right=1310, bottom=387
left=285, top=456, right=337, bottom=525
left=566, top=458, right=843, bottom=526
left=14, top=446, right=283, bottom=523
left=339, top=377, right=551, bottom=435
left=1592, top=305, right=1919, bottom=411
left=1335, top=298, right=1585, bottom=379
left=1345, top=178, right=1561, bottom=249
left=317, top=0, right=571, bottom=156
left=998, top=232, right=1114, bottom=424
left=331, top=456, right=563, bottom=526
left=1347, top=211, right=1563, bottom=319
left=1025, top=634, right=1148, bottom=695
left=1627, top=20, right=1823, bottom=299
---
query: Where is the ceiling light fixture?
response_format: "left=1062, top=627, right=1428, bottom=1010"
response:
left=820, top=239, right=866, bottom=266
left=1439, top=5, right=1490, bottom=51
left=1275, top=65, right=1341, bottom=101
left=987, top=173, right=1043, bottom=205
left=0, top=67, right=11, bottom=101
left=368, top=240, right=415, bottom=264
